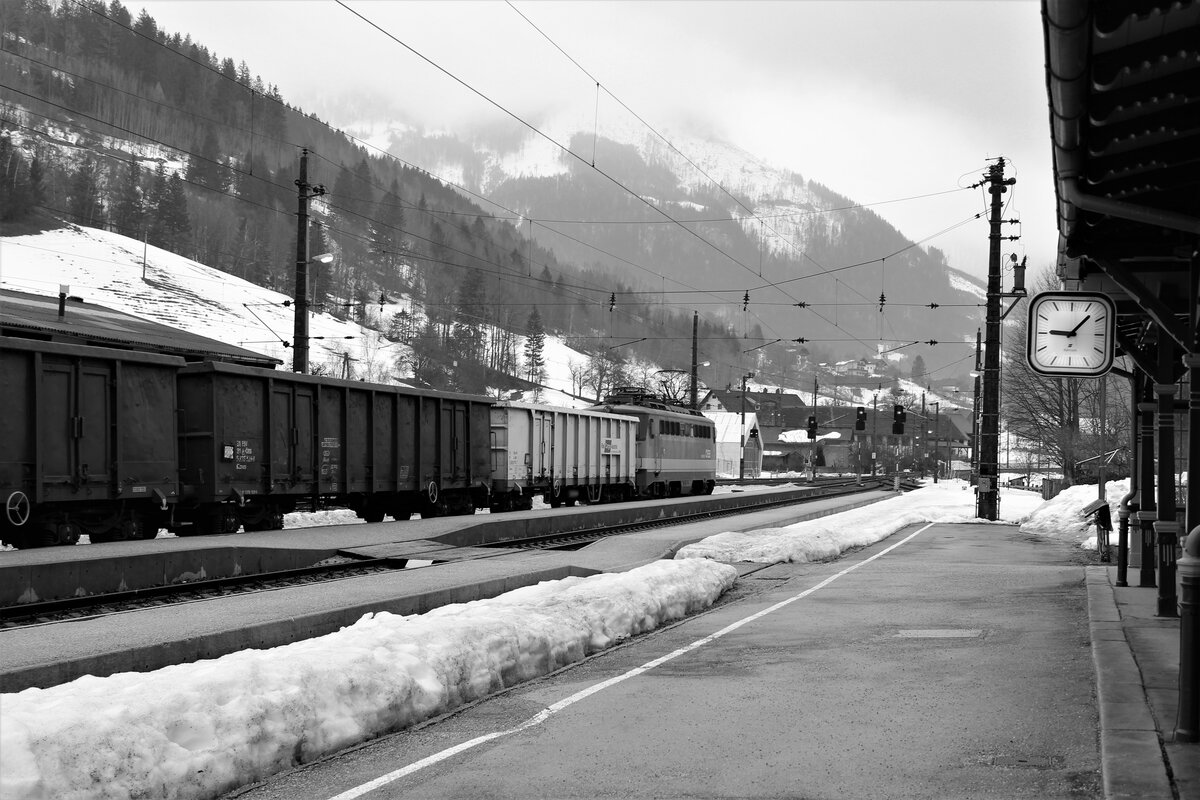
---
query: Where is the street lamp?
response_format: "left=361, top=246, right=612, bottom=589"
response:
left=292, top=251, right=334, bottom=374
left=739, top=371, right=754, bottom=481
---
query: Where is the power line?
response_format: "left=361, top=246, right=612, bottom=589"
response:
left=333, top=2, right=789, bottom=320
left=12, top=1, right=997, bottom=358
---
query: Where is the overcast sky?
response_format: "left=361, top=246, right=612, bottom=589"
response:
left=134, top=0, right=1055, bottom=285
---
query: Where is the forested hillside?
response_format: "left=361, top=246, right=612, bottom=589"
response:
left=0, top=0, right=747, bottom=393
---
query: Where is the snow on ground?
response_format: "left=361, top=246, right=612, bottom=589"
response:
left=1019, top=479, right=1130, bottom=550
left=0, top=559, right=737, bottom=800
left=0, top=480, right=1114, bottom=800
left=677, top=480, right=1053, bottom=564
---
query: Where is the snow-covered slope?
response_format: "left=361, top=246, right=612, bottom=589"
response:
left=0, top=224, right=371, bottom=371
left=947, top=267, right=985, bottom=301
left=0, top=223, right=606, bottom=406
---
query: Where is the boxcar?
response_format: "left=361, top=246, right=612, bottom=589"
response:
left=173, top=361, right=493, bottom=533
left=589, top=388, right=717, bottom=498
left=1, top=338, right=183, bottom=548
left=489, top=402, right=638, bottom=511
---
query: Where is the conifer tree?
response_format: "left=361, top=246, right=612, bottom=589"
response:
left=110, top=159, right=144, bottom=237
left=449, top=269, right=486, bottom=374
left=0, top=134, right=19, bottom=220
left=26, top=155, right=44, bottom=211
left=150, top=170, right=190, bottom=253
left=185, top=128, right=226, bottom=190
left=524, top=307, right=546, bottom=389
left=67, top=158, right=104, bottom=228
left=911, top=355, right=927, bottom=385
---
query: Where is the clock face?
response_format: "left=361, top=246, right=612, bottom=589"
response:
left=1026, top=292, right=1116, bottom=377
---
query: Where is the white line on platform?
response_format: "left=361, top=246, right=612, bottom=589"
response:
left=326, top=522, right=937, bottom=799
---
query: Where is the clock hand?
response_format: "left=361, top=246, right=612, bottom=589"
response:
left=1068, top=314, right=1091, bottom=335
left=1048, top=329, right=1073, bottom=336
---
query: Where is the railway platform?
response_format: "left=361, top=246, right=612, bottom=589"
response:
left=0, top=483, right=861, bottom=607
left=232, top=521, right=1196, bottom=800
left=2, top=498, right=1196, bottom=799
left=0, top=487, right=892, bottom=693
left=1098, top=563, right=1198, bottom=800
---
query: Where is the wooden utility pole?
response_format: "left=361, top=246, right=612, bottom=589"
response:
left=292, top=148, right=325, bottom=373
left=978, top=158, right=1013, bottom=519
left=690, top=311, right=699, bottom=409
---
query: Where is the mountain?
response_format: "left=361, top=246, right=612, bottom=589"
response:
left=0, top=1, right=984, bottom=397
left=356, top=105, right=987, bottom=368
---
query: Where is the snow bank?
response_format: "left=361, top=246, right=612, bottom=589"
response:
left=675, top=480, right=1045, bottom=564
left=1019, top=479, right=1130, bottom=550
left=0, top=559, right=737, bottom=800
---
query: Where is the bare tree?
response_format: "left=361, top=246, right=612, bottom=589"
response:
left=654, top=370, right=692, bottom=404
left=1001, top=270, right=1132, bottom=482
left=357, top=334, right=400, bottom=384
left=567, top=358, right=587, bottom=399
left=584, top=351, right=628, bottom=401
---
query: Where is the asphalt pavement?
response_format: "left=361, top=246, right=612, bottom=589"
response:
left=227, top=520, right=1197, bottom=800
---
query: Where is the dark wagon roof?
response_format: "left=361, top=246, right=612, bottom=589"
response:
left=0, top=289, right=282, bottom=368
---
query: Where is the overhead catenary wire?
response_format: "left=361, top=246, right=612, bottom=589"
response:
left=331, top=1, right=801, bottom=342
left=12, top=0, right=1002, bottom=364
left=500, top=0, right=902, bottom=346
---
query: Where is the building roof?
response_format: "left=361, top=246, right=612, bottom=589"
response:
left=702, top=411, right=759, bottom=444
left=1043, top=1, right=1199, bottom=360
left=0, top=289, right=282, bottom=368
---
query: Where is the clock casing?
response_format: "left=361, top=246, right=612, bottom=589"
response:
left=1025, top=291, right=1116, bottom=377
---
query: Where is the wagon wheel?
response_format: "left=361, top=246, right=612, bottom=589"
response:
left=5, top=492, right=30, bottom=527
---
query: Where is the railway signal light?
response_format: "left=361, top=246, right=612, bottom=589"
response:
left=892, top=404, right=906, bottom=435
left=855, top=406, right=866, bottom=431
left=807, top=414, right=818, bottom=440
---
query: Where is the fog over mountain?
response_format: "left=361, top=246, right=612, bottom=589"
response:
left=339, top=97, right=987, bottom=367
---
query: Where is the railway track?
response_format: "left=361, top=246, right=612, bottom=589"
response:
left=3, top=478, right=891, bottom=628
left=500, top=477, right=887, bottom=550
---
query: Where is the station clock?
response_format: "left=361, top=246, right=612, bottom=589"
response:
left=1025, top=291, right=1116, bottom=377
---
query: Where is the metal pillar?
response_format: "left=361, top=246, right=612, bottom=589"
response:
left=932, top=401, right=940, bottom=483
left=1181, top=531, right=1199, bottom=741
left=1180, top=353, right=1200, bottom=740
left=1154, top=340, right=1179, bottom=617
left=871, top=393, right=878, bottom=478
left=1138, top=376, right=1158, bottom=588
left=739, top=373, right=749, bottom=481
left=1117, top=371, right=1139, bottom=587
left=1177, top=258, right=1200, bottom=740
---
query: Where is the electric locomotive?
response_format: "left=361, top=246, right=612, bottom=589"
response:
left=590, top=387, right=717, bottom=498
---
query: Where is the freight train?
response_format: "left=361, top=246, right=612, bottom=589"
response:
left=1, top=338, right=716, bottom=549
